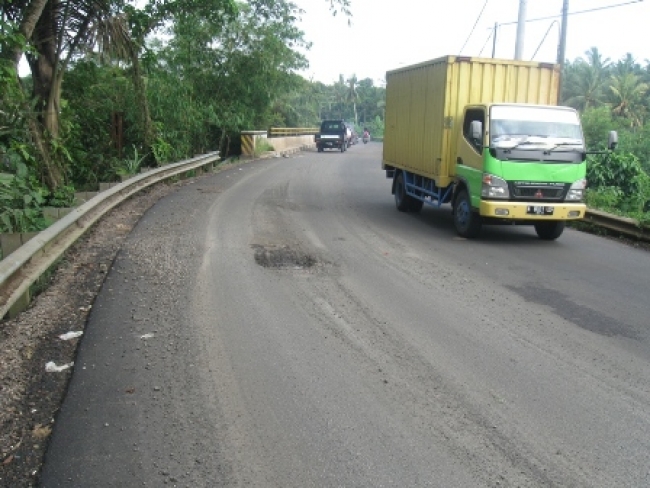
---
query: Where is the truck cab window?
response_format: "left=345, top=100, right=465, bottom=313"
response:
left=463, top=109, right=485, bottom=154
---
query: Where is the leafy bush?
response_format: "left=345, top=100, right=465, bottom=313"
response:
left=587, top=151, right=646, bottom=195
left=114, top=146, right=147, bottom=176
left=152, top=136, right=174, bottom=165
left=0, top=163, right=49, bottom=233
left=586, top=150, right=650, bottom=221
left=254, top=137, right=275, bottom=155
left=46, top=184, right=76, bottom=207
left=585, top=186, right=622, bottom=211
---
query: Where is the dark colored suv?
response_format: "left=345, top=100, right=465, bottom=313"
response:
left=315, top=120, right=350, bottom=152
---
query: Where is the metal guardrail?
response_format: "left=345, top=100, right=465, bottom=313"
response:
left=0, top=151, right=220, bottom=319
left=583, top=208, right=650, bottom=242
left=268, top=127, right=318, bottom=137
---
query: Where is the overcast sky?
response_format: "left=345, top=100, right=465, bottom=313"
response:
left=294, top=0, right=649, bottom=85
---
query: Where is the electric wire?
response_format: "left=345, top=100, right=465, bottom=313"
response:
left=499, top=0, right=643, bottom=26
left=530, top=20, right=559, bottom=60
left=478, top=30, right=494, bottom=57
left=459, top=0, right=490, bottom=55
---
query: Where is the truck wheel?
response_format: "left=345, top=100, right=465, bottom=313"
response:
left=534, top=221, right=565, bottom=240
left=317, top=146, right=323, bottom=152
left=340, top=143, right=345, bottom=153
left=453, top=189, right=482, bottom=238
left=394, top=172, right=413, bottom=212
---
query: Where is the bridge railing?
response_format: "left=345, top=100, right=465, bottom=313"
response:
left=268, top=127, right=318, bottom=137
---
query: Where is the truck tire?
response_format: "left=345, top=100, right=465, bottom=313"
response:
left=453, top=189, right=482, bottom=238
left=317, top=145, right=323, bottom=152
left=340, top=143, right=345, bottom=153
left=394, top=172, right=411, bottom=212
left=394, top=172, right=422, bottom=212
left=534, top=221, right=565, bottom=240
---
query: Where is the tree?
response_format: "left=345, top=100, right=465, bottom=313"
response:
left=346, top=74, right=358, bottom=125
left=1, top=0, right=352, bottom=190
left=146, top=0, right=311, bottom=156
left=562, top=47, right=610, bottom=111
left=609, top=72, right=648, bottom=127
left=332, top=74, right=348, bottom=119
left=613, top=52, right=640, bottom=77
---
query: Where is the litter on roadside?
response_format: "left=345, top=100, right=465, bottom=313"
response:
left=59, top=331, right=83, bottom=341
left=45, top=361, right=74, bottom=373
left=140, top=333, right=155, bottom=339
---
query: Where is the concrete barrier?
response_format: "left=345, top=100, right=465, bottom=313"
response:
left=241, top=132, right=315, bottom=157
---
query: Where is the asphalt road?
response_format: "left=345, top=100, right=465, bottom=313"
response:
left=41, top=144, right=650, bottom=487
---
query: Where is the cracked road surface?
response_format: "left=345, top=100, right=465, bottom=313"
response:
left=40, top=145, right=650, bottom=487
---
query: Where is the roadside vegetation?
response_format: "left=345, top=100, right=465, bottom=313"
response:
left=563, top=48, right=650, bottom=226
left=1, top=0, right=648, bottom=235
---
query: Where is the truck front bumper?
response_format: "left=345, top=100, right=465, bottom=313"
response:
left=479, top=201, right=586, bottom=220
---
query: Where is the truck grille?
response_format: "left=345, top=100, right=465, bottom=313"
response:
left=509, top=182, right=569, bottom=201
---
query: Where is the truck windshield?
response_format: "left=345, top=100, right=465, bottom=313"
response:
left=490, top=105, right=583, bottom=150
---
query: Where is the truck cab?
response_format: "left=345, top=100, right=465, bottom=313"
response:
left=453, top=103, right=589, bottom=239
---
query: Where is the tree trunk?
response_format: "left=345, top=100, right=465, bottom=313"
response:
left=26, top=0, right=66, bottom=191
left=131, top=55, right=156, bottom=166
left=0, top=0, right=49, bottom=67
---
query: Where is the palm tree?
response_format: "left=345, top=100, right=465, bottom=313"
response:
left=609, top=72, right=648, bottom=127
left=562, top=47, right=610, bottom=111
left=614, top=53, right=640, bottom=77
left=346, top=74, right=359, bottom=125
left=333, top=74, right=347, bottom=119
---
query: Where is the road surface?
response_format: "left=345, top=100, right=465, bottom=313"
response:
left=41, top=144, right=650, bottom=487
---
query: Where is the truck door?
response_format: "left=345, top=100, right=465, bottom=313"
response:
left=456, top=107, right=486, bottom=208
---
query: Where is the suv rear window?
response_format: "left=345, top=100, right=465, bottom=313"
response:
left=322, top=122, right=343, bottom=131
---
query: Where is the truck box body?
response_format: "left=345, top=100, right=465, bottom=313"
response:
left=383, top=56, right=560, bottom=188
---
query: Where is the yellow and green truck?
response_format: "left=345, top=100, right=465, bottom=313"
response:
left=382, top=55, right=616, bottom=239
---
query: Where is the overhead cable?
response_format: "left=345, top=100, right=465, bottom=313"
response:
left=459, top=0, right=490, bottom=55
left=499, top=0, right=643, bottom=26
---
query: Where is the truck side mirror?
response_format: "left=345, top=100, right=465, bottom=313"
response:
left=470, top=120, right=483, bottom=143
left=608, top=130, right=618, bottom=151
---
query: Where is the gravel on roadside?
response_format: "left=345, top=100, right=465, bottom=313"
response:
left=0, top=179, right=189, bottom=487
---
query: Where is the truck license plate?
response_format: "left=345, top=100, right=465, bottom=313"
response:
left=527, top=206, right=554, bottom=215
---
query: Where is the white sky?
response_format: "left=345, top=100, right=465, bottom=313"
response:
left=294, top=0, right=649, bottom=85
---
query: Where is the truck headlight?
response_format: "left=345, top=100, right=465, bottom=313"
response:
left=566, top=178, right=586, bottom=201
left=481, top=174, right=510, bottom=199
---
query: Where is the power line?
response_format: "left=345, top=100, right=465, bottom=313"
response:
left=459, top=0, right=490, bottom=55
left=530, top=20, right=559, bottom=60
left=499, top=0, right=643, bottom=26
left=479, top=30, right=494, bottom=57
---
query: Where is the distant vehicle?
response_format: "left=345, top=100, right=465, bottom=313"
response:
left=346, top=123, right=359, bottom=146
left=362, top=129, right=370, bottom=144
left=315, top=120, right=350, bottom=152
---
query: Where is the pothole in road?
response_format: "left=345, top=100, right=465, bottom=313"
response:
left=253, top=245, right=318, bottom=270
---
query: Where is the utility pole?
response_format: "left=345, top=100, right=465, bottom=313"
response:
left=557, top=0, right=569, bottom=103
left=492, top=22, right=498, bottom=58
left=514, top=0, right=527, bottom=60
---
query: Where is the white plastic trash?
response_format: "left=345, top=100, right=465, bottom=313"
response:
left=59, top=331, right=83, bottom=341
left=45, top=362, right=74, bottom=373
